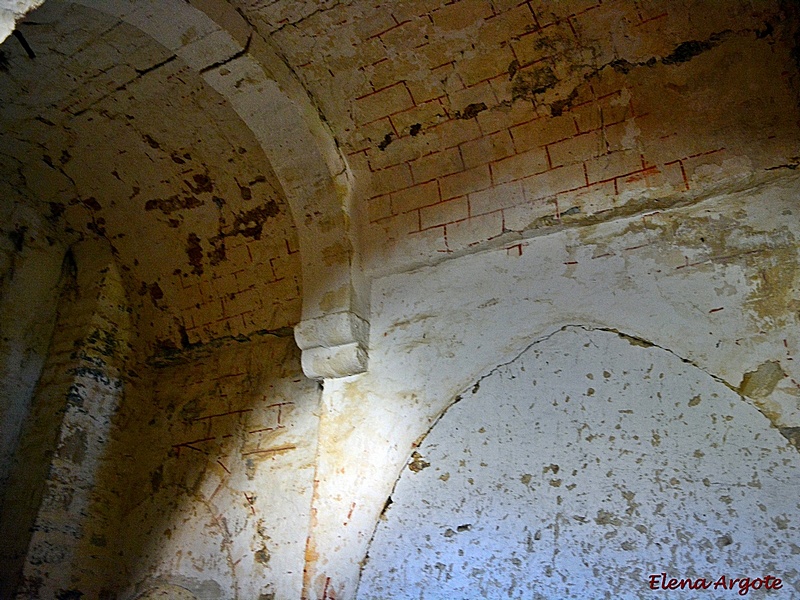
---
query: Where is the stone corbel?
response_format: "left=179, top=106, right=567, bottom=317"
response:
left=294, top=311, right=369, bottom=379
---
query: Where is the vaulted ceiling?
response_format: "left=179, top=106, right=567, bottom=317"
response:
left=2, top=0, right=799, bottom=356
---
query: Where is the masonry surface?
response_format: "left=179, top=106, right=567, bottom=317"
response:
left=0, top=0, right=799, bottom=599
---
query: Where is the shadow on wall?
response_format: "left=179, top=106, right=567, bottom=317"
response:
left=0, top=246, right=75, bottom=600
left=0, top=235, right=320, bottom=600
left=358, top=327, right=800, bottom=599
left=63, top=333, right=321, bottom=600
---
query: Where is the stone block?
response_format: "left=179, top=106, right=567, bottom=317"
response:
left=431, top=0, right=493, bottom=31
left=585, top=149, right=644, bottom=184
left=391, top=180, right=441, bottom=214
left=521, top=163, right=587, bottom=201
left=446, top=211, right=504, bottom=251
left=469, top=180, right=524, bottom=216
left=420, top=197, right=469, bottom=230
left=490, top=147, right=549, bottom=184
left=460, top=129, right=516, bottom=170
left=410, top=147, right=463, bottom=184
left=440, top=164, right=492, bottom=201
left=511, top=113, right=578, bottom=152
left=354, top=83, right=415, bottom=125
left=547, top=129, right=604, bottom=167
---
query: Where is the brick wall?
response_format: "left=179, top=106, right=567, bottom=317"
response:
left=58, top=333, right=320, bottom=599
left=241, top=0, right=800, bottom=273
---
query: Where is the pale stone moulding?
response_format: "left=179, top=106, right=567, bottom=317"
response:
left=294, top=311, right=369, bottom=379
left=57, top=0, right=368, bottom=381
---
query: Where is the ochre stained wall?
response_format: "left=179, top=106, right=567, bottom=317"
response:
left=0, top=1, right=799, bottom=599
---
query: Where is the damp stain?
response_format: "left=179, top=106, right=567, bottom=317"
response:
left=145, top=194, right=204, bottom=215
left=408, top=451, right=430, bottom=472
left=232, top=202, right=281, bottom=240
left=186, top=233, right=204, bottom=275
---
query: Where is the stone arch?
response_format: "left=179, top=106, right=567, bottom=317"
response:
left=357, top=326, right=800, bottom=599
left=49, top=0, right=367, bottom=378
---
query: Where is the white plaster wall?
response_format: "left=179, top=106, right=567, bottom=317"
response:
left=304, top=173, right=800, bottom=600
left=358, top=327, right=800, bottom=599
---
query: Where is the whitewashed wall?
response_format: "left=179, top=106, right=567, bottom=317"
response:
left=304, top=173, right=800, bottom=600
left=358, top=327, right=800, bottom=599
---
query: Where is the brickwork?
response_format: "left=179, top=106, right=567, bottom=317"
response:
left=0, top=5, right=302, bottom=358
left=85, top=333, right=320, bottom=600
left=1, top=2, right=800, bottom=598
left=233, top=0, right=800, bottom=270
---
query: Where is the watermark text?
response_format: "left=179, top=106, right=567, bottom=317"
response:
left=648, top=573, right=782, bottom=595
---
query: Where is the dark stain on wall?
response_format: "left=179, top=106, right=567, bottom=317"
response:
left=8, top=225, right=27, bottom=251
left=48, top=202, right=65, bottom=223
left=662, top=33, right=727, bottom=65
left=232, top=202, right=281, bottom=240
left=455, top=103, right=487, bottom=120
left=186, top=233, right=204, bottom=275
left=148, top=282, right=164, bottom=306
left=208, top=237, right=226, bottom=266
left=145, top=194, right=204, bottom=215
left=186, top=173, right=213, bottom=195
left=142, top=134, right=161, bottom=149
left=511, top=65, right=558, bottom=101
left=377, top=132, right=393, bottom=150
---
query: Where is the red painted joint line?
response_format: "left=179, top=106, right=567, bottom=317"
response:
left=506, top=242, right=528, bottom=257
left=344, top=501, right=356, bottom=525
left=685, top=147, right=726, bottom=159
left=568, top=2, right=602, bottom=20
left=355, top=80, right=404, bottom=101
left=265, top=401, right=293, bottom=418
left=676, top=248, right=762, bottom=270
left=174, top=436, right=215, bottom=448
left=709, top=307, right=725, bottom=313
left=241, top=444, right=297, bottom=457
left=622, top=243, right=651, bottom=252
left=192, top=408, right=254, bottom=422
left=216, top=460, right=231, bottom=474
left=566, top=16, right=578, bottom=38
left=638, top=11, right=668, bottom=25
left=553, top=181, right=594, bottom=198
left=247, top=425, right=285, bottom=435
left=321, top=577, right=336, bottom=600
left=172, top=439, right=214, bottom=458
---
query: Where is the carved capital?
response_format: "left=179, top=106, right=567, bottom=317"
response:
left=294, top=311, right=369, bottom=379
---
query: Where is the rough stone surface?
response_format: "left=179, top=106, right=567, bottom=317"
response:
left=82, top=334, right=320, bottom=600
left=358, top=328, right=800, bottom=599
left=1, top=1, right=799, bottom=599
